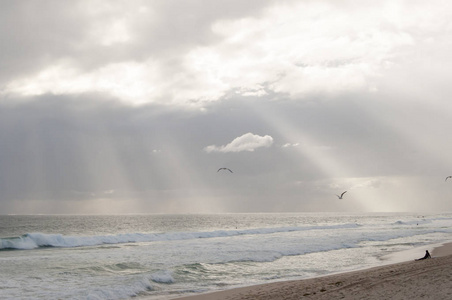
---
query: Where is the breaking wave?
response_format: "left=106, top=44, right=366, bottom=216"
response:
left=0, top=223, right=359, bottom=250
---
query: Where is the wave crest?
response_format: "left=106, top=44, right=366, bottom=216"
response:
left=0, top=223, right=360, bottom=250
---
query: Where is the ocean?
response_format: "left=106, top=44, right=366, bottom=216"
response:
left=1, top=212, right=452, bottom=299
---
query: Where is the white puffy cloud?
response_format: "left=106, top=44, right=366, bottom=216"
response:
left=204, top=133, right=274, bottom=153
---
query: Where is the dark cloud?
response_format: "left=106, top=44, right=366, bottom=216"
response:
left=0, top=0, right=276, bottom=83
left=0, top=1, right=90, bottom=82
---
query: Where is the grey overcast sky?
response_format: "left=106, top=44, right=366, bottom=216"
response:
left=1, top=0, right=452, bottom=214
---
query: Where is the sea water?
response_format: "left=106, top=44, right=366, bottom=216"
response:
left=1, top=212, right=452, bottom=299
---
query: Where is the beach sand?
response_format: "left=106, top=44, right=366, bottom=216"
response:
left=177, top=242, right=452, bottom=300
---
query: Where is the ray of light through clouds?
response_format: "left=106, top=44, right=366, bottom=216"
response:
left=1, top=0, right=452, bottom=214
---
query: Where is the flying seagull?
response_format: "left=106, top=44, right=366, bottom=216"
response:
left=446, top=176, right=452, bottom=182
left=336, top=191, right=347, bottom=199
left=217, top=168, right=233, bottom=173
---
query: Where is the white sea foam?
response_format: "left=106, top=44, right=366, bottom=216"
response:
left=150, top=270, right=174, bottom=284
left=0, top=235, right=38, bottom=250
left=86, top=276, right=153, bottom=300
left=0, top=223, right=361, bottom=250
left=1, top=220, right=449, bottom=252
left=2, top=213, right=452, bottom=300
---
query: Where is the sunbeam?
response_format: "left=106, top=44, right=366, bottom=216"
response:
left=242, top=97, right=437, bottom=212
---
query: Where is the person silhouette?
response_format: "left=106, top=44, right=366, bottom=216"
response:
left=415, top=250, right=431, bottom=261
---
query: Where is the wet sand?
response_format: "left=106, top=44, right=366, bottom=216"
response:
left=176, top=242, right=452, bottom=300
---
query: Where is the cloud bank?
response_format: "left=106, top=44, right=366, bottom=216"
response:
left=3, top=0, right=450, bottom=107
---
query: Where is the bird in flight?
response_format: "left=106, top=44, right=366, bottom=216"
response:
left=446, top=176, right=452, bottom=182
left=218, top=168, right=233, bottom=173
left=336, top=191, right=347, bottom=199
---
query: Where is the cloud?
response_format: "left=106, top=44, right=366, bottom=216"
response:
left=204, top=133, right=274, bottom=153
left=281, top=143, right=300, bottom=148
left=1, top=1, right=452, bottom=214
left=3, top=0, right=450, bottom=107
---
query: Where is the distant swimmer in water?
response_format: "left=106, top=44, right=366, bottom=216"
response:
left=218, top=168, right=233, bottom=173
left=446, top=176, right=452, bottom=182
left=415, top=250, right=431, bottom=261
left=336, top=191, right=347, bottom=199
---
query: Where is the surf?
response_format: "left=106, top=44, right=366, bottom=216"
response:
left=0, top=223, right=360, bottom=250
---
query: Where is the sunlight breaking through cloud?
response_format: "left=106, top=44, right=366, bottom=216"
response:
left=1, top=0, right=452, bottom=214
left=2, top=0, right=440, bottom=107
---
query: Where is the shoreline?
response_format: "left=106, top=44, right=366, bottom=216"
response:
left=175, top=242, right=452, bottom=300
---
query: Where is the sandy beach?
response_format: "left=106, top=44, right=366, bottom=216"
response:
left=177, top=242, right=452, bottom=300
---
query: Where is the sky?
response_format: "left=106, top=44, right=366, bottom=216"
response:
left=1, top=0, right=452, bottom=214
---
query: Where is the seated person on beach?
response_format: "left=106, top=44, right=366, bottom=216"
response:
left=415, top=250, right=431, bottom=261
